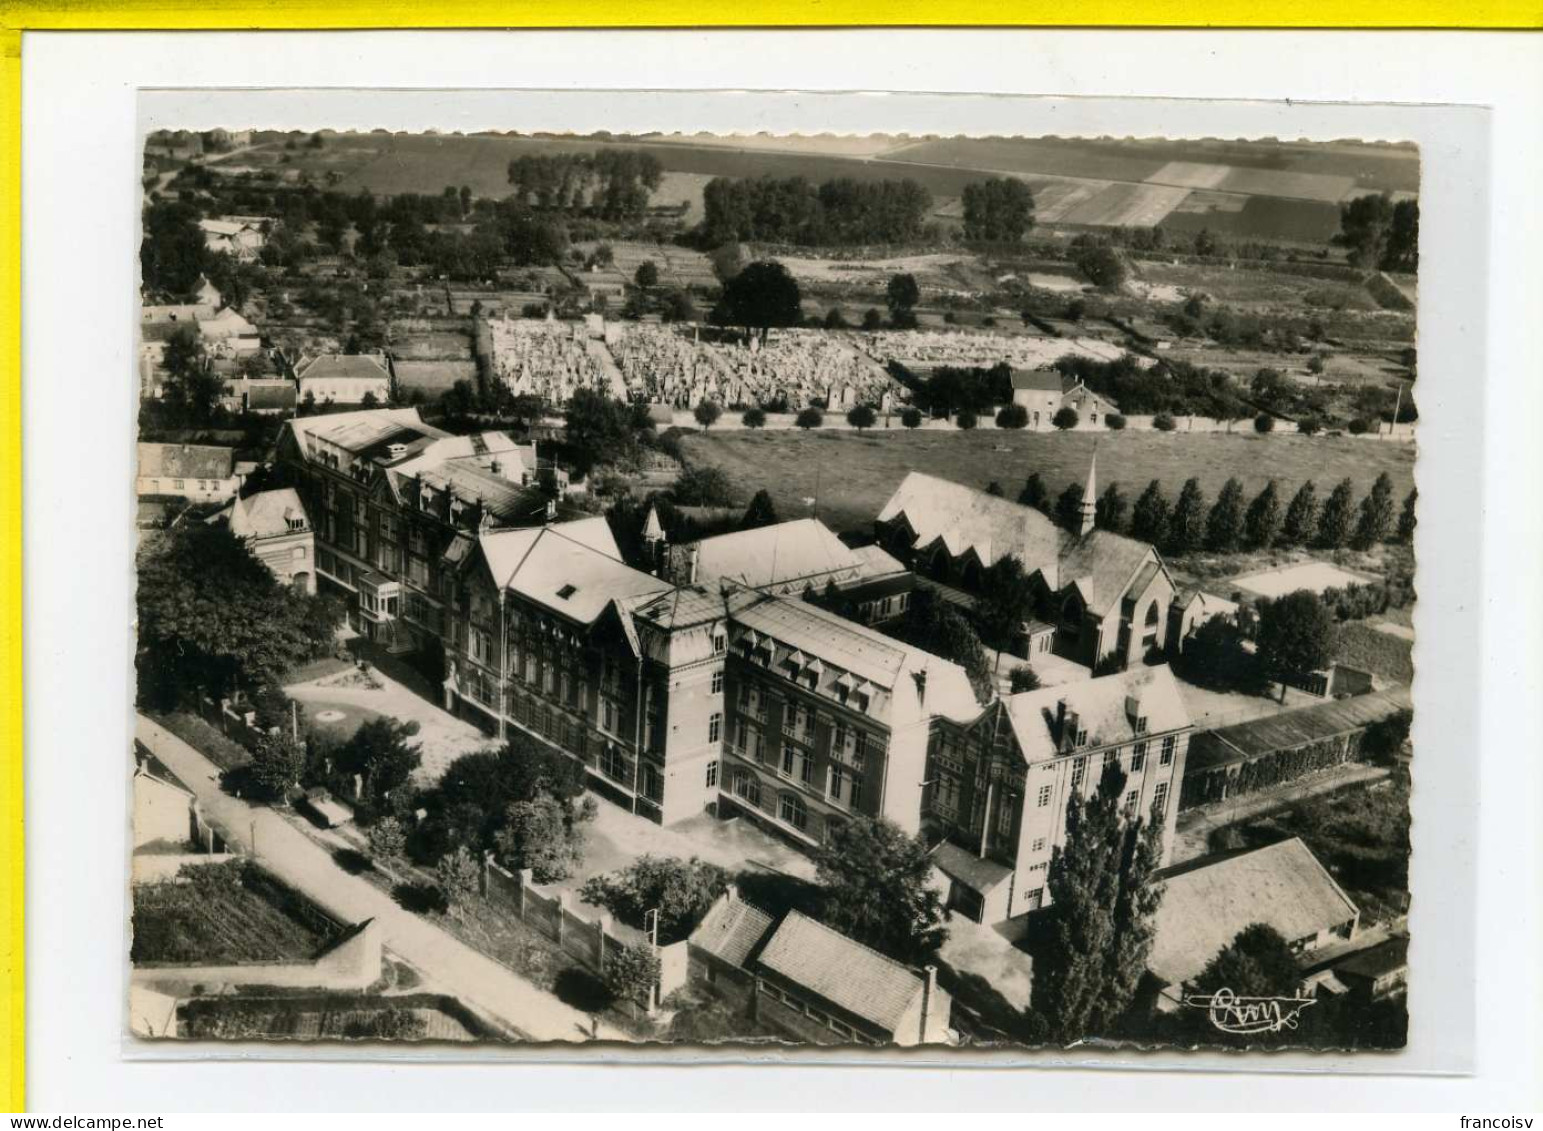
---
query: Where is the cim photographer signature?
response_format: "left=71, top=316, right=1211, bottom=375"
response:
left=1182, top=988, right=1318, bottom=1034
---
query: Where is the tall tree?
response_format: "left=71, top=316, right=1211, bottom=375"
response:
left=1352, top=471, right=1397, bottom=549
left=1033, top=763, right=1167, bottom=1043
left=961, top=177, right=1036, bottom=243
left=1396, top=486, right=1418, bottom=543
left=1256, top=590, right=1337, bottom=699
left=494, top=793, right=595, bottom=884
left=816, top=817, right=947, bottom=965
left=741, top=489, right=780, bottom=530
left=1054, top=482, right=1086, bottom=531
left=1205, top=477, right=1246, bottom=552
left=1316, top=477, right=1357, bottom=549
left=1243, top=480, right=1283, bottom=550
left=1018, top=472, right=1050, bottom=512
left=136, top=524, right=343, bottom=710
left=716, top=260, right=804, bottom=344
left=886, top=273, right=920, bottom=321
left=1095, top=483, right=1129, bottom=534
left=435, top=846, right=481, bottom=913
left=1130, top=480, right=1170, bottom=545
left=248, top=729, right=306, bottom=802
left=1166, top=478, right=1207, bottom=554
left=1281, top=480, right=1319, bottom=546
left=976, top=556, right=1035, bottom=655
left=335, top=717, right=423, bottom=808
left=140, top=201, right=210, bottom=296
left=1184, top=923, right=1303, bottom=1046
left=892, top=589, right=993, bottom=704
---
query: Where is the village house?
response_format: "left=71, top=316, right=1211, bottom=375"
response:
left=295, top=353, right=393, bottom=406
left=1010, top=369, right=1120, bottom=429
left=200, top=217, right=267, bottom=261
left=875, top=464, right=1176, bottom=669
left=1146, top=837, right=1360, bottom=1005
left=196, top=307, right=262, bottom=358
left=217, top=487, right=316, bottom=593
left=1167, top=588, right=1241, bottom=653
left=925, top=664, right=1192, bottom=924
left=136, top=443, right=242, bottom=505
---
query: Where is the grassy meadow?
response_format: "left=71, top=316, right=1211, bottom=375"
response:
left=679, top=428, right=1416, bottom=537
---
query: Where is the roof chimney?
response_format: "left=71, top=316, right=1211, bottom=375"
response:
left=544, top=498, right=557, bottom=523
left=1055, top=698, right=1067, bottom=742
left=686, top=545, right=700, bottom=584
left=912, top=668, right=927, bottom=707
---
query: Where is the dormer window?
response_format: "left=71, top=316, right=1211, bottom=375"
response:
left=556, top=583, right=577, bottom=600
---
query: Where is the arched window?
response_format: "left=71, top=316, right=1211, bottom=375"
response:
left=779, top=792, right=808, bottom=832
left=1144, top=602, right=1161, bottom=627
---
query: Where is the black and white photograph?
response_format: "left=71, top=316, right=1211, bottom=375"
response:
left=128, top=126, right=1421, bottom=1053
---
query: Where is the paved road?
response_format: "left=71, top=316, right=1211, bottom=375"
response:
left=1172, top=761, right=1393, bottom=863
left=136, top=714, right=627, bottom=1044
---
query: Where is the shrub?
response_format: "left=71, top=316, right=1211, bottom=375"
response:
left=900, top=406, right=923, bottom=429
left=1348, top=417, right=1371, bottom=435
left=1298, top=416, right=1321, bottom=436
left=846, top=404, right=878, bottom=431
left=1106, top=413, right=1126, bottom=430
left=1254, top=413, right=1275, bottom=433
left=956, top=409, right=978, bottom=430
left=741, top=406, right=766, bottom=429
left=995, top=403, right=1029, bottom=429
left=795, top=406, right=824, bottom=430
left=1152, top=411, right=1177, bottom=432
left=693, top=401, right=722, bottom=429
left=1052, top=406, right=1080, bottom=431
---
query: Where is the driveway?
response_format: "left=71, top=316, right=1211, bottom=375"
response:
left=135, top=714, right=627, bottom=1044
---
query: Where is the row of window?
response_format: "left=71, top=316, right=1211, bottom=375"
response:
left=755, top=982, right=866, bottom=1042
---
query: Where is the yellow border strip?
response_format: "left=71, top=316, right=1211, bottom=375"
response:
left=0, top=0, right=1538, bottom=1116
left=0, top=23, right=19, bottom=1117
left=2, top=0, right=1541, bottom=27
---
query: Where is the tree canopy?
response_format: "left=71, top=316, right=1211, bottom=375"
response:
left=961, top=177, right=1036, bottom=243
left=701, top=175, right=933, bottom=247
left=716, top=260, right=804, bottom=343
left=815, top=816, right=947, bottom=964
left=1256, top=590, right=1337, bottom=696
left=581, top=855, right=729, bottom=945
left=136, top=523, right=343, bottom=709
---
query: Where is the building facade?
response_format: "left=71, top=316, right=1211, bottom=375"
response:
left=224, top=487, right=317, bottom=593
left=136, top=443, right=242, bottom=505
left=925, top=664, right=1193, bottom=925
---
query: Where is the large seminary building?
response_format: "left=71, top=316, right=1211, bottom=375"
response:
left=280, top=409, right=1191, bottom=915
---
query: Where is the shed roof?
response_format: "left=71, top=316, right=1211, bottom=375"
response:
left=689, top=893, right=775, bottom=969
left=1148, top=838, right=1360, bottom=986
left=1187, top=687, right=1414, bottom=771
left=757, top=911, right=933, bottom=1035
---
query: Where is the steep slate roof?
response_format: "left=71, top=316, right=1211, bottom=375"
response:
left=689, top=893, right=775, bottom=968
left=478, top=520, right=671, bottom=625
left=877, top=471, right=1067, bottom=574
left=1055, top=528, right=1164, bottom=616
left=1148, top=838, right=1360, bottom=986
left=137, top=443, right=235, bottom=480
left=229, top=488, right=309, bottom=540
left=1000, top=663, right=1190, bottom=763
left=679, top=518, right=862, bottom=590
left=1010, top=368, right=1064, bottom=393
left=730, top=592, right=978, bottom=722
left=758, top=911, right=940, bottom=1036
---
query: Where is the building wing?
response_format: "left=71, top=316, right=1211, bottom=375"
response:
left=757, top=911, right=928, bottom=1034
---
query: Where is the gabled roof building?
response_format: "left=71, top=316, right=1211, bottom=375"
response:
left=926, top=664, right=1193, bottom=925
left=876, top=465, right=1176, bottom=670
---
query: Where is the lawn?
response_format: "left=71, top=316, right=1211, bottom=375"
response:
left=1335, top=621, right=1416, bottom=684
left=131, top=860, right=335, bottom=966
left=151, top=711, right=251, bottom=771
left=678, top=428, right=1416, bottom=538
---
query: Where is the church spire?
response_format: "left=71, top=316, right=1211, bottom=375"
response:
left=1078, top=447, right=1099, bottom=537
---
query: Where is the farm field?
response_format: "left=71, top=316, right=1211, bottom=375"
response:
left=677, top=428, right=1415, bottom=537
left=230, top=132, right=1413, bottom=248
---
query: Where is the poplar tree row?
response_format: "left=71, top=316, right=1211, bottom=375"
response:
left=1015, top=471, right=1417, bottom=554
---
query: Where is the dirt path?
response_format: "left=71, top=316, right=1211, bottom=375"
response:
left=1172, top=761, right=1392, bottom=863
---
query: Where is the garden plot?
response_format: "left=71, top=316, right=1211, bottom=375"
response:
left=1228, top=560, right=1380, bottom=600
left=1058, top=182, right=1192, bottom=228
